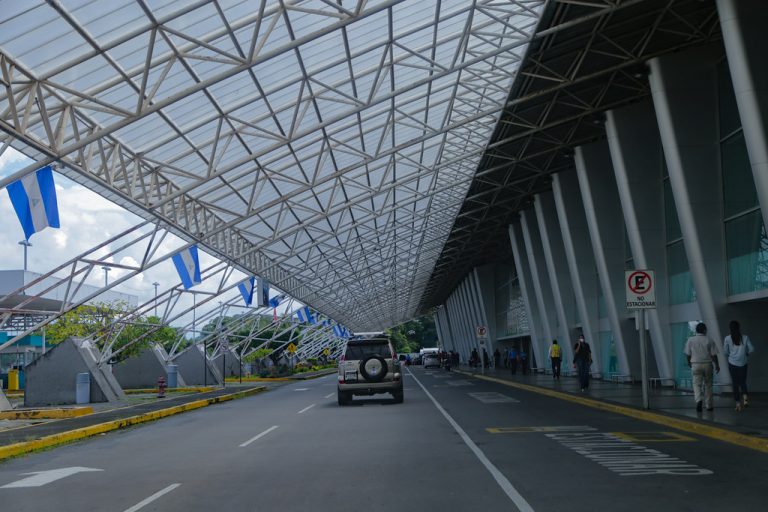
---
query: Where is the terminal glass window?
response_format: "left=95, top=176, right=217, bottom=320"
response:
left=664, top=177, right=694, bottom=304
left=718, top=60, right=768, bottom=296
left=598, top=331, right=617, bottom=376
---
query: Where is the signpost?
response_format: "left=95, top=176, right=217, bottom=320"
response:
left=625, top=270, right=656, bottom=410
left=287, top=343, right=297, bottom=354
left=476, top=326, right=488, bottom=375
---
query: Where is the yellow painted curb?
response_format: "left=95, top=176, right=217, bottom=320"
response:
left=0, top=387, right=266, bottom=461
left=0, top=407, right=93, bottom=420
left=224, top=377, right=291, bottom=382
left=123, top=386, right=217, bottom=395
left=455, top=371, right=768, bottom=454
left=4, top=391, right=24, bottom=398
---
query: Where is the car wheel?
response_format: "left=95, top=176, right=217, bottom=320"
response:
left=337, top=390, right=351, bottom=405
left=359, top=355, right=388, bottom=382
left=392, top=388, right=404, bottom=404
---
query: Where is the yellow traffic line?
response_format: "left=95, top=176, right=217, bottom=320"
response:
left=123, top=386, right=217, bottom=394
left=455, top=371, right=768, bottom=454
left=0, top=387, right=266, bottom=461
left=0, top=407, right=93, bottom=420
left=224, top=377, right=291, bottom=382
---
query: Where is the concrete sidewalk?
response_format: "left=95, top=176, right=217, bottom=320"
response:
left=456, top=366, right=768, bottom=438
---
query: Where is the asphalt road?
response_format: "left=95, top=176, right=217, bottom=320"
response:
left=0, top=368, right=765, bottom=511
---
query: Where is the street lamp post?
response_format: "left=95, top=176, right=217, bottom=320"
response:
left=101, top=266, right=111, bottom=287
left=18, top=240, right=32, bottom=271
left=152, top=281, right=160, bottom=317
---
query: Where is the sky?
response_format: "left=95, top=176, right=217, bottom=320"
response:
left=0, top=146, right=300, bottom=331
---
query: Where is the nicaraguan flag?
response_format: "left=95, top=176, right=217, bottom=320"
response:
left=7, top=166, right=60, bottom=240
left=257, top=277, right=270, bottom=307
left=333, top=324, right=343, bottom=337
left=296, top=306, right=314, bottom=324
left=268, top=293, right=286, bottom=308
left=171, top=246, right=202, bottom=289
left=238, top=277, right=256, bottom=306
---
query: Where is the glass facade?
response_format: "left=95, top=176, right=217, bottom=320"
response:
left=664, top=177, right=695, bottom=304
left=495, top=267, right=529, bottom=337
left=599, top=330, right=617, bottom=376
left=718, top=61, right=768, bottom=296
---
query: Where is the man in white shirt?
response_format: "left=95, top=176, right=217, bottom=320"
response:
left=683, top=323, right=720, bottom=412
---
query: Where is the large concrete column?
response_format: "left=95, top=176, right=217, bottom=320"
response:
left=475, top=265, right=498, bottom=344
left=649, top=50, right=731, bottom=379
left=458, top=280, right=478, bottom=358
left=534, top=192, right=576, bottom=364
left=574, top=141, right=632, bottom=377
left=434, top=310, right=447, bottom=351
left=606, top=103, right=673, bottom=380
left=465, top=275, right=487, bottom=359
left=472, top=268, right=496, bottom=360
left=552, top=171, right=600, bottom=361
left=508, top=223, right=545, bottom=368
left=717, top=0, right=768, bottom=232
left=520, top=210, right=556, bottom=367
left=448, top=293, right=469, bottom=361
left=439, top=306, right=456, bottom=353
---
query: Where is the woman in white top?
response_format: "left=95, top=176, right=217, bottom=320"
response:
left=723, top=320, right=755, bottom=411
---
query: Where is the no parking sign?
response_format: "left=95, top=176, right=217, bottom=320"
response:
left=625, top=270, right=656, bottom=310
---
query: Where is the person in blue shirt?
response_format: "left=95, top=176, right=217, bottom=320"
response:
left=723, top=320, right=755, bottom=412
left=509, top=347, right=518, bottom=374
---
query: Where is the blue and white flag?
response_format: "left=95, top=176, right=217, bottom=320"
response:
left=7, top=166, right=60, bottom=240
left=333, top=324, right=343, bottom=337
left=171, top=245, right=201, bottom=289
left=256, top=277, right=270, bottom=307
left=296, top=306, right=315, bottom=324
left=268, top=293, right=286, bottom=308
left=238, top=277, right=256, bottom=306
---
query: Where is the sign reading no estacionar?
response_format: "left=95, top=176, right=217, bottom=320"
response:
left=625, top=270, right=656, bottom=310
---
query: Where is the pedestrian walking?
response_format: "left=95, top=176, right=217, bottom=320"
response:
left=573, top=335, right=592, bottom=391
left=509, top=347, right=518, bottom=375
left=494, top=348, right=501, bottom=369
left=549, top=340, right=562, bottom=379
left=723, top=320, right=754, bottom=412
left=520, top=348, right=528, bottom=375
left=470, top=348, right=479, bottom=368
left=483, top=348, right=490, bottom=368
left=684, top=322, right=720, bottom=412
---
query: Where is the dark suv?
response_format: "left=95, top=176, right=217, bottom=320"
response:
left=337, top=337, right=403, bottom=405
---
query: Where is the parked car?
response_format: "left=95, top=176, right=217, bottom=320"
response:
left=423, top=354, right=440, bottom=369
left=337, top=337, right=403, bottom=405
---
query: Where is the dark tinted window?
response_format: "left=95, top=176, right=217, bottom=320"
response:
left=345, top=342, right=391, bottom=360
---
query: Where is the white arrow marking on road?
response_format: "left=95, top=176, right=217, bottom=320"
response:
left=1, top=467, right=103, bottom=488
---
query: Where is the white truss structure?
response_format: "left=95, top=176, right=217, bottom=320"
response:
left=0, top=0, right=546, bottom=331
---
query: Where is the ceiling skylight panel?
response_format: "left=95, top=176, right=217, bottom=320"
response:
left=163, top=2, right=222, bottom=39
left=344, top=9, right=389, bottom=53
left=392, top=0, right=437, bottom=38
left=69, top=0, right=147, bottom=46
left=10, top=18, right=91, bottom=75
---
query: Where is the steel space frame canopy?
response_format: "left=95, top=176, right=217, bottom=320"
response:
left=0, top=0, right=545, bottom=331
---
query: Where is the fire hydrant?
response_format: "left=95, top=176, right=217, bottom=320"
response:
left=157, top=376, right=167, bottom=398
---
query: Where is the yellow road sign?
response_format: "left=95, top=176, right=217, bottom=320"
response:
left=287, top=343, right=297, bottom=353
left=322, top=348, right=330, bottom=356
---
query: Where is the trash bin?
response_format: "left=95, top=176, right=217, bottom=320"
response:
left=75, top=372, right=90, bottom=404
left=7, top=370, right=19, bottom=391
left=166, top=365, right=178, bottom=389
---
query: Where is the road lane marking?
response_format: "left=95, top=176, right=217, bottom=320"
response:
left=407, top=369, right=534, bottom=512
left=446, top=380, right=473, bottom=387
left=469, top=392, right=519, bottom=404
left=455, top=370, right=768, bottom=454
left=298, top=404, right=316, bottom=414
left=546, top=433, right=711, bottom=476
left=123, top=483, right=181, bottom=512
left=324, top=392, right=334, bottom=399
left=239, top=425, right=279, bottom=447
left=1, top=467, right=103, bottom=488
left=488, top=426, right=596, bottom=434
left=294, top=388, right=309, bottom=391
left=611, top=431, right=696, bottom=443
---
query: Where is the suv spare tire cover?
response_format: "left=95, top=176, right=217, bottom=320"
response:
left=359, top=355, right=388, bottom=382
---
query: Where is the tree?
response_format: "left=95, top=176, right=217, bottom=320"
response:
left=385, top=315, right=437, bottom=354
left=45, top=301, right=180, bottom=361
